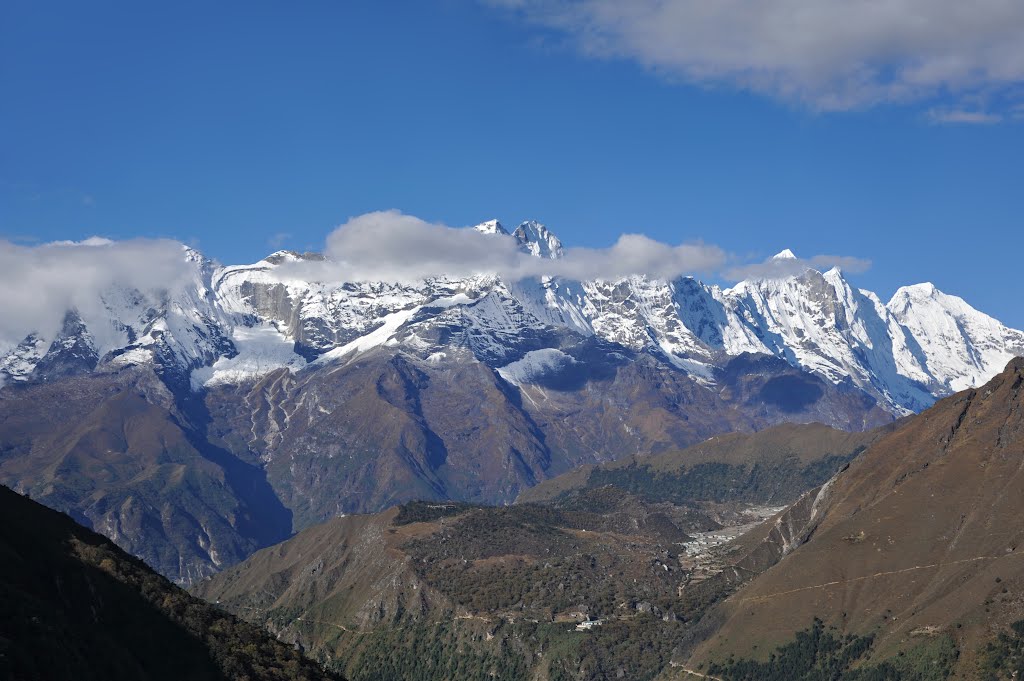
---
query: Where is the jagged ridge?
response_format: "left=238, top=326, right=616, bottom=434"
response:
left=2, top=224, right=1019, bottom=416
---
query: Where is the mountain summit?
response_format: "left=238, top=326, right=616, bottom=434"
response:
left=512, top=220, right=564, bottom=259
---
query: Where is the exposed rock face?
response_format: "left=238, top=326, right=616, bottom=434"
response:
left=0, top=367, right=292, bottom=584
left=203, top=348, right=891, bottom=526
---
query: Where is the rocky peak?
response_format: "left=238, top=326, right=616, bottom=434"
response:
left=31, top=310, right=99, bottom=383
left=513, top=221, right=563, bottom=259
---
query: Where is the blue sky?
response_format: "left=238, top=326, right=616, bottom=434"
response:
left=1, top=1, right=1022, bottom=326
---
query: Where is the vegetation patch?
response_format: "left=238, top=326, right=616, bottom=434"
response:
left=332, top=621, right=529, bottom=681
left=706, top=619, right=957, bottom=681
left=978, top=620, right=1024, bottom=680
left=585, top=454, right=855, bottom=507
left=393, top=500, right=480, bottom=525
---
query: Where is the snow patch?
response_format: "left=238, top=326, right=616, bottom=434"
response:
left=316, top=294, right=474, bottom=365
left=497, top=348, right=577, bottom=386
left=190, top=324, right=305, bottom=388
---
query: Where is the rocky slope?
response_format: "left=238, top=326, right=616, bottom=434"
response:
left=0, top=366, right=293, bottom=583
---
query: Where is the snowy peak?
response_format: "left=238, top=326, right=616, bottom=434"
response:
left=773, top=248, right=798, bottom=260
left=260, top=250, right=326, bottom=266
left=889, top=282, right=988, bottom=326
left=31, top=310, right=100, bottom=383
left=262, top=250, right=304, bottom=265
left=473, top=219, right=508, bottom=236
left=887, top=283, right=1024, bottom=393
left=513, top=221, right=564, bottom=259
left=0, top=246, right=236, bottom=388
left=888, top=282, right=939, bottom=305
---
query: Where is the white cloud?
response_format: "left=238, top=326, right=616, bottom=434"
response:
left=927, top=108, right=1002, bottom=125
left=280, top=209, right=865, bottom=286
left=277, top=210, right=728, bottom=283
left=326, top=211, right=526, bottom=280
left=556, top=235, right=727, bottom=281
left=267, top=231, right=293, bottom=249
left=724, top=252, right=872, bottom=281
left=0, top=238, right=192, bottom=348
left=47, top=236, right=116, bottom=247
left=486, top=0, right=1024, bottom=111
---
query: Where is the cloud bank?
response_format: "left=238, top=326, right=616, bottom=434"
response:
left=281, top=209, right=866, bottom=284
left=487, top=0, right=1024, bottom=112
left=0, top=238, right=192, bottom=347
left=280, top=210, right=729, bottom=283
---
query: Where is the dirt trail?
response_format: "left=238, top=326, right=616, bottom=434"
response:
left=294, top=616, right=365, bottom=633
left=737, top=553, right=1019, bottom=604
left=668, top=664, right=725, bottom=681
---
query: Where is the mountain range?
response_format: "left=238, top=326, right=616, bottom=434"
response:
left=192, top=359, right=1024, bottom=680
left=1, top=221, right=1021, bottom=584
left=3, top=221, right=1020, bottom=413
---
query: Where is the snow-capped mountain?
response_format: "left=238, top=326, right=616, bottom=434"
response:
left=1, top=221, right=1021, bottom=415
left=3, top=219, right=1021, bottom=584
left=0, top=246, right=234, bottom=388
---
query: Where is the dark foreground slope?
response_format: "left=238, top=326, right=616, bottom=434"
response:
left=688, top=358, right=1024, bottom=678
left=0, top=485, right=340, bottom=681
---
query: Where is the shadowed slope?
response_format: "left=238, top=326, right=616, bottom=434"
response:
left=0, top=484, right=340, bottom=681
left=0, top=367, right=292, bottom=584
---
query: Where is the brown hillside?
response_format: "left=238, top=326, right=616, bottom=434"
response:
left=689, top=357, right=1024, bottom=674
